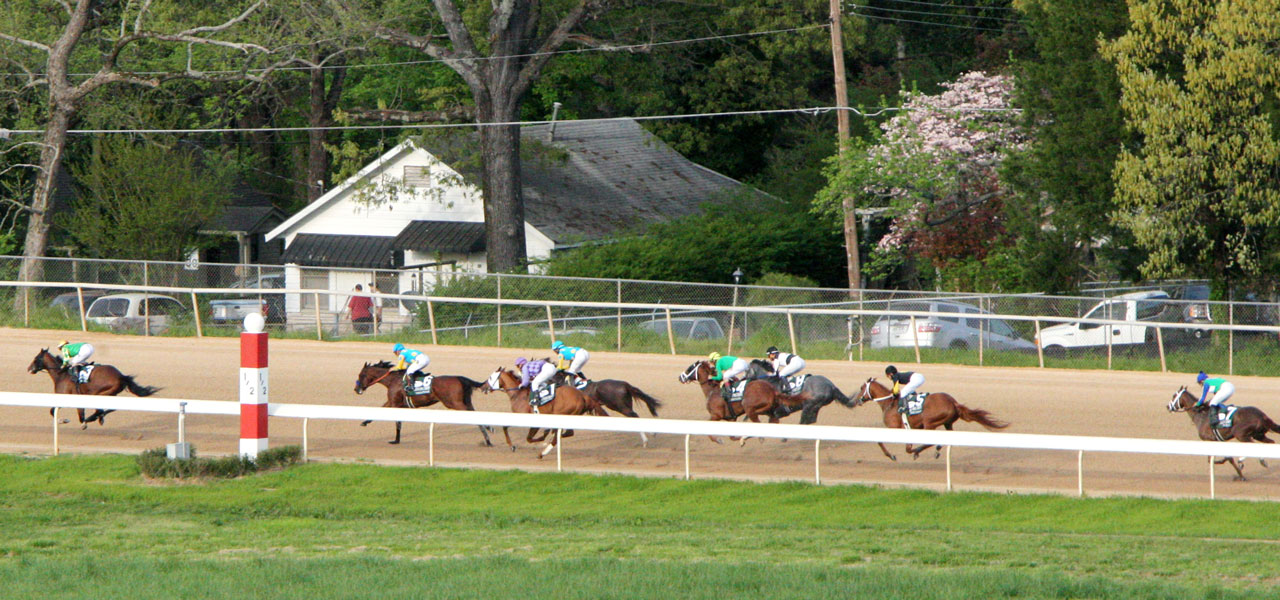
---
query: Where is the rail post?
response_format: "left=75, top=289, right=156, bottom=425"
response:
left=190, top=291, right=203, bottom=338
left=945, top=446, right=952, bottom=491
left=787, top=311, right=798, bottom=355
left=684, top=434, right=691, bottom=480
left=496, top=277, right=503, bottom=346
left=1078, top=450, right=1084, bottom=497
left=52, top=406, right=59, bottom=456
left=302, top=418, right=309, bottom=463
left=1156, top=327, right=1167, bottom=373
left=429, top=423, right=435, bottom=466
left=239, top=313, right=269, bottom=459
left=77, top=286, right=88, bottom=332
left=545, top=305, right=555, bottom=343
left=664, top=307, right=676, bottom=355
left=1209, top=456, right=1216, bottom=499
left=814, top=440, right=821, bottom=485
left=23, top=286, right=28, bottom=326
left=1035, top=320, right=1044, bottom=368
left=910, top=315, right=921, bottom=364
left=427, top=300, right=438, bottom=345
left=556, top=428, right=563, bottom=472
left=616, top=279, right=623, bottom=352
left=313, top=292, right=322, bottom=340
left=1228, top=302, right=1234, bottom=376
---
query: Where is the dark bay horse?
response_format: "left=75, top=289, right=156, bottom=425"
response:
left=1168, top=386, right=1279, bottom=480
left=481, top=367, right=597, bottom=457
left=747, top=359, right=858, bottom=424
left=353, top=361, right=493, bottom=446
left=551, top=370, right=662, bottom=446
left=855, top=377, right=1009, bottom=461
left=678, top=360, right=789, bottom=444
left=27, top=348, right=160, bottom=429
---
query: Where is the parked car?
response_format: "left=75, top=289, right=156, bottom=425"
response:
left=209, top=273, right=286, bottom=324
left=868, top=300, right=1035, bottom=352
left=49, top=289, right=109, bottom=315
left=638, top=317, right=725, bottom=340
left=1034, top=290, right=1210, bottom=354
left=86, top=293, right=188, bottom=334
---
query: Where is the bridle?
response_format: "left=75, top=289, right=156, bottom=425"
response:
left=356, top=367, right=396, bottom=393
left=858, top=379, right=895, bottom=404
left=678, top=361, right=706, bottom=384
left=1167, top=386, right=1196, bottom=413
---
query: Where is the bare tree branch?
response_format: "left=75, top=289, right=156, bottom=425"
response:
left=0, top=33, right=52, bottom=53
left=342, top=106, right=475, bottom=123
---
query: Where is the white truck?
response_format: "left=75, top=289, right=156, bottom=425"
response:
left=1034, top=291, right=1202, bottom=354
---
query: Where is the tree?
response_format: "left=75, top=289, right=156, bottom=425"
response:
left=0, top=0, right=288, bottom=292
left=815, top=72, right=1028, bottom=287
left=61, top=137, right=233, bottom=261
left=1099, top=0, right=1280, bottom=291
left=331, top=0, right=615, bottom=273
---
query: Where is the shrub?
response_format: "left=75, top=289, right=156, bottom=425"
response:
left=137, top=445, right=302, bottom=479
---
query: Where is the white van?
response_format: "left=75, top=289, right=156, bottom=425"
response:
left=868, top=300, right=1034, bottom=351
left=86, top=293, right=187, bottom=334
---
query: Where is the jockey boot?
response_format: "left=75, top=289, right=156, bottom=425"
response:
left=720, top=385, right=731, bottom=402
left=897, top=393, right=911, bottom=414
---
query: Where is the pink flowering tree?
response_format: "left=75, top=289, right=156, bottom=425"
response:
left=817, top=71, right=1029, bottom=284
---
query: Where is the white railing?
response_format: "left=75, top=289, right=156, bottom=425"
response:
left=5, top=391, right=1279, bottom=499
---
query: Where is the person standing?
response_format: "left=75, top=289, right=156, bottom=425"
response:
left=368, top=281, right=384, bottom=332
left=347, top=284, right=374, bottom=334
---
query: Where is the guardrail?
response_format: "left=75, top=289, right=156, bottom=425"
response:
left=4, top=391, right=1279, bottom=499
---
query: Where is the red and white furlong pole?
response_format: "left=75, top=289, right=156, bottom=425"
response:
left=239, top=313, right=269, bottom=458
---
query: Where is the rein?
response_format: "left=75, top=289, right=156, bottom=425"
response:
left=365, top=369, right=396, bottom=388
left=860, top=382, right=895, bottom=403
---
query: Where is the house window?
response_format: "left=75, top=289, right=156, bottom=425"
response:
left=403, top=166, right=431, bottom=186
left=299, top=269, right=329, bottom=309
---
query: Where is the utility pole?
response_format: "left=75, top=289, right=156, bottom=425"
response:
left=831, top=0, right=861, bottom=295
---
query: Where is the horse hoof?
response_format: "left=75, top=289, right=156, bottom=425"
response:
left=388, top=440, right=400, bottom=445
left=1261, top=460, right=1270, bottom=469
left=60, top=419, right=69, bottom=424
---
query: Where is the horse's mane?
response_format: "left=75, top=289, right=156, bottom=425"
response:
left=371, top=360, right=396, bottom=369
left=750, top=358, right=773, bottom=370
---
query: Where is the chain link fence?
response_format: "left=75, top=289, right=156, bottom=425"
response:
left=2, top=255, right=1277, bottom=376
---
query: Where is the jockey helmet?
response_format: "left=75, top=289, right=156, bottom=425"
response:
left=1196, top=371, right=1208, bottom=384
left=885, top=365, right=898, bottom=376
left=392, top=343, right=405, bottom=354
left=708, top=352, right=721, bottom=363
left=515, top=357, right=528, bottom=368
left=552, top=341, right=565, bottom=351
left=766, top=346, right=779, bottom=355
left=59, top=340, right=70, bottom=348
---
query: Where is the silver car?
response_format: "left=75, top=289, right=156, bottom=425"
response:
left=868, top=300, right=1034, bottom=351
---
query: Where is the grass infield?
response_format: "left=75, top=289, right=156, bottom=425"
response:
left=0, top=454, right=1276, bottom=599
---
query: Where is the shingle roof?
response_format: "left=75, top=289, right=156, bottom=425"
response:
left=393, top=220, right=486, bottom=253
left=203, top=205, right=283, bottom=235
left=425, top=119, right=768, bottom=245
left=281, top=234, right=396, bottom=268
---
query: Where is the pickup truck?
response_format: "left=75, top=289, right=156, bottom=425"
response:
left=209, top=274, right=286, bottom=325
left=1034, top=291, right=1207, bottom=354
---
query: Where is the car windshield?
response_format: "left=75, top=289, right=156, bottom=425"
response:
left=87, top=298, right=129, bottom=318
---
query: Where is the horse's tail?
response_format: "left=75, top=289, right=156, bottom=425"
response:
left=954, top=401, right=1009, bottom=430
left=123, top=375, right=161, bottom=397
left=1266, top=415, right=1280, bottom=434
left=626, top=384, right=663, bottom=416
left=830, top=383, right=856, bottom=408
left=455, top=376, right=484, bottom=406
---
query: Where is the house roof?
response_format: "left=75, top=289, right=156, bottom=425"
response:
left=280, top=233, right=396, bottom=269
left=394, top=220, right=486, bottom=253
left=201, top=205, right=284, bottom=235
left=266, top=118, right=771, bottom=249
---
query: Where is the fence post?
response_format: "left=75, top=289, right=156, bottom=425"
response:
left=787, top=311, right=797, bottom=355
left=945, top=446, right=952, bottom=491
left=76, top=286, right=88, bottom=332
left=1035, top=320, right=1044, bottom=368
left=1209, top=456, right=1215, bottom=499
left=429, top=423, right=435, bottom=466
left=1106, top=318, right=1112, bottom=370
left=616, top=279, right=622, bottom=353
left=977, top=299, right=984, bottom=367
left=239, top=314, right=269, bottom=459
left=665, top=307, right=676, bottom=355
left=1228, top=302, right=1234, bottom=376
left=684, top=434, right=691, bottom=480
left=52, top=406, right=59, bottom=456
left=302, top=418, right=309, bottom=463
left=496, top=276, right=503, bottom=347
left=846, top=316, right=854, bottom=361
left=814, top=439, right=821, bottom=485
left=910, top=315, right=921, bottom=364
left=1156, top=327, right=1166, bottom=373
left=312, top=293, right=322, bottom=340
left=190, top=291, right=203, bottom=338
left=1077, top=450, right=1084, bottom=497
left=545, top=304, right=556, bottom=343
left=428, top=300, right=438, bottom=345
left=143, top=262, right=150, bottom=337
left=23, top=287, right=29, bottom=327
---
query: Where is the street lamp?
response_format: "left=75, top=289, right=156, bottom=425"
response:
left=728, top=268, right=743, bottom=354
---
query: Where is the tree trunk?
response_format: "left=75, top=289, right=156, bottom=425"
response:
left=16, top=107, right=74, bottom=291
left=306, top=57, right=345, bottom=202
left=478, top=102, right=527, bottom=273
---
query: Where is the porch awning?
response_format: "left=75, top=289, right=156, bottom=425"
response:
left=281, top=234, right=396, bottom=269
left=393, top=220, right=486, bottom=254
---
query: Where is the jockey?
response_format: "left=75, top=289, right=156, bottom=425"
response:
left=885, top=365, right=924, bottom=414
left=516, top=356, right=557, bottom=400
left=1196, top=371, right=1234, bottom=411
left=58, top=340, right=95, bottom=377
left=392, top=343, right=430, bottom=387
left=708, top=352, right=749, bottom=388
left=766, top=346, right=806, bottom=379
left=552, top=340, right=590, bottom=384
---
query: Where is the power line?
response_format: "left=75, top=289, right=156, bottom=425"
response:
left=0, top=105, right=1021, bottom=137
left=856, top=4, right=1022, bottom=24
left=856, top=0, right=1016, bottom=11
left=849, top=10, right=1018, bottom=33
left=1, top=24, right=830, bottom=79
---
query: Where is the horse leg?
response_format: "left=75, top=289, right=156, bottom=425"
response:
left=476, top=425, right=494, bottom=447
left=389, top=421, right=402, bottom=445
left=502, top=426, right=516, bottom=451
left=77, top=408, right=88, bottom=430
left=538, top=429, right=560, bottom=459
left=877, top=442, right=897, bottom=462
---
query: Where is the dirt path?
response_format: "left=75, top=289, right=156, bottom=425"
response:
left=6, top=328, right=1280, bottom=499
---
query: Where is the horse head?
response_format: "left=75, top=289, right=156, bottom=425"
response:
left=28, top=348, right=56, bottom=375
left=679, top=360, right=713, bottom=384
left=1167, top=385, right=1197, bottom=413
left=483, top=366, right=517, bottom=393
left=747, top=359, right=774, bottom=378
left=354, top=362, right=371, bottom=394
left=856, top=377, right=892, bottom=403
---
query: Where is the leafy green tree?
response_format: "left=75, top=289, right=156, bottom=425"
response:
left=61, top=138, right=233, bottom=261
left=1100, top=0, right=1280, bottom=291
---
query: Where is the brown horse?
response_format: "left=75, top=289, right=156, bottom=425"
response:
left=480, top=366, right=597, bottom=458
left=854, top=377, right=1009, bottom=461
left=551, top=370, right=662, bottom=446
left=27, top=348, right=161, bottom=429
left=353, top=361, right=493, bottom=446
left=1168, top=385, right=1279, bottom=480
left=678, top=360, right=798, bottom=444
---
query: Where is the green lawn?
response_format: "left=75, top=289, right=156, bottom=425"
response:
left=0, top=454, right=1274, bottom=598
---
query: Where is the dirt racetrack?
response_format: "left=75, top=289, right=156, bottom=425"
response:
left=5, top=327, right=1280, bottom=500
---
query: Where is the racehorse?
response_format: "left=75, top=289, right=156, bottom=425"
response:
left=678, top=360, right=790, bottom=444
left=551, top=370, right=663, bottom=446
left=353, top=361, right=493, bottom=446
left=747, top=359, right=858, bottom=424
left=855, top=377, right=1009, bottom=461
left=481, top=366, right=597, bottom=457
left=1168, top=385, right=1280, bottom=480
left=27, top=348, right=160, bottom=429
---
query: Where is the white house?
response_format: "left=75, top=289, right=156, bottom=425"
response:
left=264, top=118, right=768, bottom=320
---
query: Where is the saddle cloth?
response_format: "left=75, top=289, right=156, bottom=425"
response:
left=903, top=393, right=927, bottom=416
left=405, top=373, right=433, bottom=397
left=1212, top=405, right=1238, bottom=429
left=572, top=377, right=590, bottom=390
left=723, top=380, right=747, bottom=403
left=74, top=364, right=96, bottom=384
left=782, top=374, right=808, bottom=395
left=532, top=383, right=557, bottom=406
